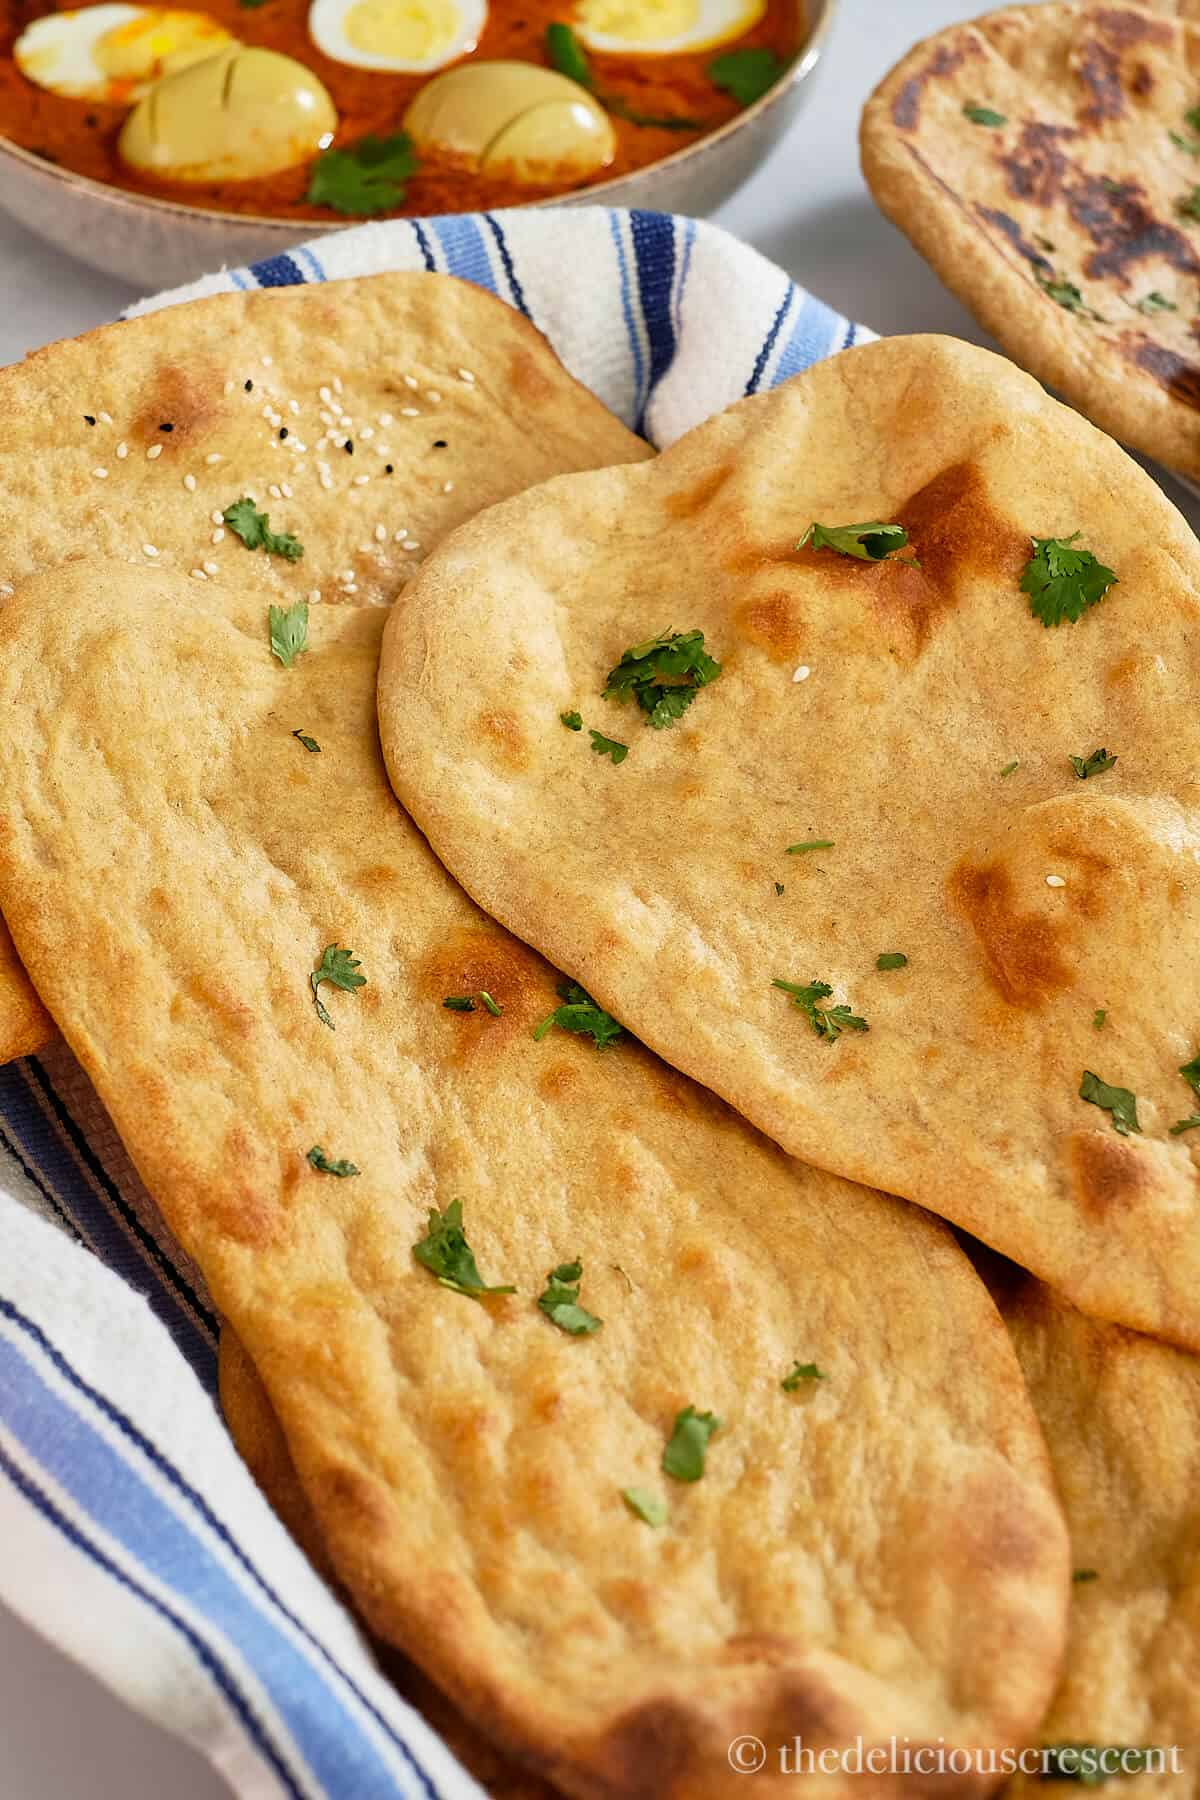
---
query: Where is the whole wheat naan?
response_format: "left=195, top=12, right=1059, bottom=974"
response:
left=0, top=562, right=1069, bottom=1798
left=0, top=270, right=649, bottom=1065
left=861, top=3, right=1200, bottom=481
left=378, top=332, right=1200, bottom=1351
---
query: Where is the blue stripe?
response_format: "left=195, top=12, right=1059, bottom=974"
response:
left=606, top=211, right=645, bottom=426
left=0, top=1434, right=307, bottom=1800
left=482, top=215, right=529, bottom=317
left=248, top=254, right=306, bottom=290
left=772, top=291, right=845, bottom=388
left=0, top=1060, right=218, bottom=1380
left=0, top=1120, right=82, bottom=1244
left=229, top=268, right=250, bottom=291
left=428, top=216, right=495, bottom=293
left=675, top=216, right=697, bottom=316
left=0, top=1297, right=443, bottom=1800
left=629, top=211, right=677, bottom=434
left=842, top=318, right=858, bottom=351
left=411, top=220, right=437, bottom=273
left=745, top=285, right=794, bottom=395
left=295, top=245, right=326, bottom=283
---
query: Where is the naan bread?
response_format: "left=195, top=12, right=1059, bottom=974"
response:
left=977, top=1253, right=1200, bottom=1795
left=0, top=270, right=649, bottom=1064
left=860, top=3, right=1200, bottom=481
left=378, top=331, right=1200, bottom=1351
left=0, top=562, right=1069, bottom=1797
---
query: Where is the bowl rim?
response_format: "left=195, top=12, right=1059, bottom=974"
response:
left=0, top=0, right=837, bottom=235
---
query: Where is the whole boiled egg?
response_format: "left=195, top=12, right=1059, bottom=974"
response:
left=14, top=4, right=233, bottom=103
left=308, top=0, right=485, bottom=73
left=573, top=0, right=764, bottom=55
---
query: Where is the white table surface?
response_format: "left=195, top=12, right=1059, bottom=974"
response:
left=1, top=1, right=1196, bottom=1793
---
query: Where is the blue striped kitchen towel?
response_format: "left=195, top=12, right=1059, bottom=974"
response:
left=0, top=207, right=869, bottom=1800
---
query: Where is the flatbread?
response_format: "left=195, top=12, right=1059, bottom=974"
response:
left=976, top=1252, right=1200, bottom=1795
left=0, top=562, right=1069, bottom=1797
left=0, top=269, right=650, bottom=1066
left=218, top=1328, right=556, bottom=1800
left=860, top=3, right=1200, bottom=482
left=377, top=330, right=1200, bottom=1352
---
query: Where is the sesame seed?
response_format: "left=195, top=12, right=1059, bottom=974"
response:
left=83, top=414, right=96, bottom=426
left=793, top=665, right=811, bottom=682
left=458, top=369, right=475, bottom=383
left=183, top=473, right=197, bottom=492
left=146, top=443, right=163, bottom=460
left=261, top=405, right=274, bottom=421
left=360, top=425, right=374, bottom=440
left=403, top=374, right=419, bottom=389
left=212, top=528, right=225, bottom=544
left=0, top=582, right=12, bottom=597
left=404, top=541, right=421, bottom=553
left=374, top=523, right=387, bottom=542
left=426, top=390, right=442, bottom=404
left=332, top=375, right=343, bottom=393
left=378, top=412, right=394, bottom=426
left=289, top=440, right=307, bottom=453
left=267, top=412, right=282, bottom=429
left=92, top=466, right=108, bottom=479
left=393, top=528, right=407, bottom=542
left=442, top=480, right=455, bottom=494
left=142, top=543, right=158, bottom=557
left=308, top=588, right=320, bottom=603
left=262, top=354, right=273, bottom=367
left=320, top=410, right=336, bottom=427
left=341, top=568, right=355, bottom=581
left=319, top=386, right=333, bottom=404
left=116, top=442, right=128, bottom=459
left=338, top=413, right=353, bottom=428
left=354, top=474, right=369, bottom=486
left=320, top=473, right=332, bottom=490
left=269, top=484, right=282, bottom=499
left=400, top=407, right=419, bottom=417
left=281, top=482, right=293, bottom=499
left=1045, top=875, right=1066, bottom=888
left=223, top=379, right=234, bottom=396
left=344, top=583, right=358, bottom=594
left=98, top=410, right=113, bottom=425
left=190, top=567, right=208, bottom=580
left=203, top=559, right=218, bottom=575
left=293, top=461, right=307, bottom=474
left=288, top=400, right=300, bottom=415
left=211, top=510, right=224, bottom=524
left=205, top=452, right=222, bottom=465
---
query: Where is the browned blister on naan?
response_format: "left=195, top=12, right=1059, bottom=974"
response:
left=378, top=333, right=1200, bottom=1351
left=861, top=3, right=1200, bottom=480
left=0, top=562, right=1067, bottom=1798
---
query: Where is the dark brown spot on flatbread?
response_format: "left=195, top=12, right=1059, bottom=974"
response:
left=1076, top=37, right=1125, bottom=127
left=1121, top=334, right=1200, bottom=409
left=891, top=41, right=970, bottom=130
left=476, top=708, right=530, bottom=770
left=664, top=462, right=734, bottom=519
left=589, top=1697, right=708, bottom=1800
left=1130, top=60, right=1153, bottom=98
left=1066, top=176, right=1200, bottom=283
left=417, top=925, right=549, bottom=1049
left=976, top=207, right=1055, bottom=275
left=1093, top=7, right=1171, bottom=49
left=949, top=859, right=1074, bottom=1008
left=735, top=589, right=805, bottom=662
left=1002, top=122, right=1076, bottom=208
left=131, top=360, right=223, bottom=444
left=1069, top=1129, right=1151, bottom=1218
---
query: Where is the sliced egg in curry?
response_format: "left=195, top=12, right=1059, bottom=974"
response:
left=308, top=0, right=486, bottom=73
left=14, top=4, right=233, bottom=103
left=404, top=61, right=614, bottom=182
left=573, top=0, right=764, bottom=55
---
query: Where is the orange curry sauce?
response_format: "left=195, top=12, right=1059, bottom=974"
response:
left=0, top=0, right=803, bottom=217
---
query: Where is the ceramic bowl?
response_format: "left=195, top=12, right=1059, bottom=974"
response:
left=0, top=0, right=835, bottom=291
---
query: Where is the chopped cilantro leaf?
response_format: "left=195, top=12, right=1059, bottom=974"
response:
left=603, top=629, right=722, bottom=729
left=480, top=990, right=502, bottom=1016
left=1039, top=1745, right=1156, bottom=1784
left=442, top=995, right=476, bottom=1012
left=560, top=710, right=583, bottom=731
left=1188, top=106, right=1200, bottom=133
left=876, top=952, right=908, bottom=970
left=310, top=943, right=365, bottom=1029
left=774, top=881, right=785, bottom=895
left=1072, top=1568, right=1099, bottom=1583
left=268, top=600, right=309, bottom=667
left=1079, top=1070, right=1140, bottom=1137
left=603, top=95, right=700, bottom=129
left=533, top=981, right=624, bottom=1048
left=1070, top=747, right=1117, bottom=780
left=307, top=1145, right=360, bottom=1177
left=1179, top=1052, right=1200, bottom=1095
left=786, top=839, right=834, bottom=854
left=227, top=498, right=304, bottom=562
left=1000, top=760, right=1020, bottom=778
left=537, top=1258, right=602, bottom=1335
left=662, top=1406, right=721, bottom=1482
left=306, top=132, right=418, bottom=216
left=773, top=977, right=868, bottom=1041
left=1134, top=289, right=1177, bottom=314
left=963, top=101, right=1006, bottom=126
left=799, top=520, right=910, bottom=562
left=1093, top=1009, right=1107, bottom=1030
left=1036, top=273, right=1105, bottom=319
left=1170, top=1115, right=1200, bottom=1135
left=589, top=729, right=629, bottom=764
left=545, top=20, right=592, bottom=84
left=622, top=1486, right=667, bottom=1526
left=1169, top=131, right=1200, bottom=156
left=709, top=47, right=783, bottom=106
left=782, top=1361, right=825, bottom=1389
left=412, top=1199, right=515, bottom=1298
left=1178, top=186, right=1200, bottom=220
left=292, top=729, right=321, bottom=752
left=1021, top=533, right=1117, bottom=627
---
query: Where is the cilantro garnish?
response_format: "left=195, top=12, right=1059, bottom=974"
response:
left=1187, top=106, right=1200, bottom=133
left=412, top=1199, right=515, bottom=1299
left=1134, top=289, right=1177, bottom=314
left=560, top=710, right=583, bottom=731
left=1179, top=1051, right=1200, bottom=1094
left=662, top=1406, right=721, bottom=1482
left=876, top=952, right=908, bottom=970
left=1000, top=760, right=1020, bottom=778
left=307, top=1145, right=360, bottom=1177
left=963, top=101, right=1006, bottom=126
left=292, top=729, right=321, bottom=752
left=1021, top=534, right=1117, bottom=627
left=310, top=943, right=365, bottom=1029
left=622, top=1486, right=667, bottom=1525
left=268, top=600, right=309, bottom=667
left=1070, top=747, right=1117, bottom=779
left=1072, top=1568, right=1099, bottom=1583
left=1093, top=1008, right=1107, bottom=1030
left=306, top=132, right=418, bottom=216
left=589, top=729, right=629, bottom=764
left=774, top=881, right=785, bottom=895
left=773, top=978, right=868, bottom=1041
left=537, top=1259, right=603, bottom=1335
left=532, top=981, right=624, bottom=1048
left=226, top=499, right=304, bottom=563
left=1079, top=1070, right=1140, bottom=1136
left=1170, top=1115, right=1200, bottom=1135
left=709, top=47, right=783, bottom=106
left=786, top=839, right=834, bottom=855
left=602, top=629, right=722, bottom=729
left=442, top=996, right=476, bottom=1012
left=782, top=1361, right=825, bottom=1389
left=1178, top=186, right=1200, bottom=220
left=1036, top=273, right=1104, bottom=319
left=799, top=521, right=911, bottom=562
left=480, top=991, right=502, bottom=1016
left=1170, top=131, right=1200, bottom=156
left=1039, top=1745, right=1157, bottom=1785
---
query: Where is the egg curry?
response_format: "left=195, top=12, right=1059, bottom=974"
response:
left=0, top=0, right=803, bottom=217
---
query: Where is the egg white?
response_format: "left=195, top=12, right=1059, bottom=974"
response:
left=573, top=0, right=764, bottom=56
left=14, top=3, right=232, bottom=103
left=308, top=0, right=485, bottom=74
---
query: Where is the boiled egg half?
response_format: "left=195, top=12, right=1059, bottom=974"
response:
left=573, top=0, right=764, bottom=55
left=308, top=0, right=485, bottom=73
left=14, top=4, right=234, bottom=104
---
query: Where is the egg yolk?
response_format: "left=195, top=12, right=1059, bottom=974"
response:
left=574, top=0, right=698, bottom=45
left=95, top=9, right=232, bottom=82
left=343, top=0, right=467, bottom=63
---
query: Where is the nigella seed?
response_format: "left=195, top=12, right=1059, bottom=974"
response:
left=344, top=439, right=354, bottom=454
left=279, top=427, right=288, bottom=439
left=384, top=463, right=394, bottom=474
left=244, top=379, right=253, bottom=392
left=83, top=414, right=96, bottom=425
left=159, top=422, right=173, bottom=431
